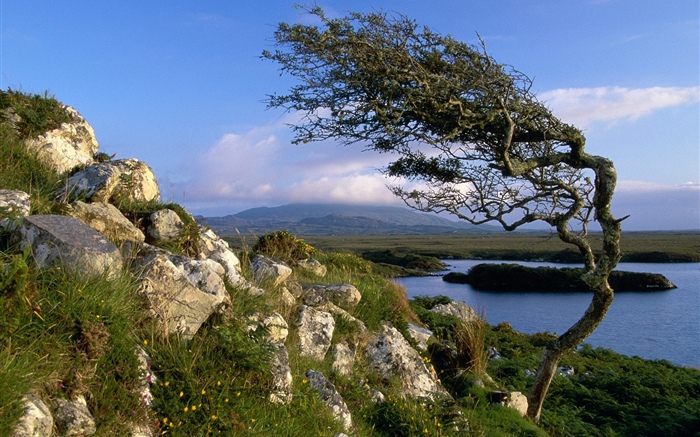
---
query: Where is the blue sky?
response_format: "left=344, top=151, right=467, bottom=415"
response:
left=3, top=1, right=698, bottom=230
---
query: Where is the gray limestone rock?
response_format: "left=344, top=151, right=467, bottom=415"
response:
left=306, top=370, right=353, bottom=431
left=251, top=254, right=292, bottom=287
left=9, top=394, right=53, bottom=437
left=67, top=200, right=145, bottom=244
left=14, top=214, right=123, bottom=278
left=56, top=158, right=160, bottom=204
left=147, top=209, right=184, bottom=243
left=296, top=305, right=335, bottom=360
left=52, top=395, right=96, bottom=436
left=364, top=323, right=451, bottom=401
left=301, top=283, right=361, bottom=311
left=24, top=106, right=99, bottom=174
left=0, top=189, right=31, bottom=232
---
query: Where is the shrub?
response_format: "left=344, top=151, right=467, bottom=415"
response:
left=252, top=230, right=315, bottom=264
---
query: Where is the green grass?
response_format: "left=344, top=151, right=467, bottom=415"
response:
left=301, top=232, right=700, bottom=263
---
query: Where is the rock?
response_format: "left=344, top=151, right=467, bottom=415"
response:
left=296, top=258, right=327, bottom=277
left=56, top=158, right=160, bottom=204
left=407, top=323, right=433, bottom=351
left=430, top=301, right=480, bottom=324
left=132, top=246, right=228, bottom=339
left=557, top=365, right=575, bottom=377
left=135, top=346, right=157, bottom=407
left=10, top=394, right=53, bottom=437
left=331, top=341, right=355, bottom=376
left=317, top=302, right=367, bottom=344
left=296, top=305, right=335, bottom=360
left=52, top=395, right=96, bottom=436
left=0, top=189, right=30, bottom=232
left=66, top=200, right=145, bottom=244
left=285, top=280, right=304, bottom=299
left=278, top=286, right=297, bottom=308
left=247, top=312, right=289, bottom=345
left=269, top=345, right=293, bottom=405
left=364, top=323, right=451, bottom=401
left=13, top=214, right=123, bottom=278
left=301, top=283, right=361, bottom=311
left=147, top=209, right=184, bottom=243
left=197, top=228, right=245, bottom=287
left=169, top=255, right=229, bottom=304
left=24, top=106, right=99, bottom=174
left=488, top=391, right=529, bottom=417
left=306, top=370, right=353, bottom=431
left=251, top=254, right=292, bottom=287
left=488, top=347, right=502, bottom=360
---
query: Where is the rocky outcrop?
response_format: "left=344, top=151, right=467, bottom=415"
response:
left=24, top=106, right=99, bottom=174
left=132, top=245, right=229, bottom=339
left=56, top=158, right=160, bottom=204
left=364, top=323, right=451, bottom=401
left=12, top=214, right=123, bottom=278
left=196, top=228, right=245, bottom=287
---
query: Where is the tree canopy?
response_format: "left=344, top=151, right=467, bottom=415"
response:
left=263, top=6, right=624, bottom=422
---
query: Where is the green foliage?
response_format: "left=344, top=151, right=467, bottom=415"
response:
left=0, top=89, right=74, bottom=138
left=361, top=249, right=446, bottom=271
left=253, top=230, right=316, bottom=264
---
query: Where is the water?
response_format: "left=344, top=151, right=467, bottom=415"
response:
left=395, top=260, right=700, bottom=368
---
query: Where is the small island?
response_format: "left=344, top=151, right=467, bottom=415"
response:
left=443, top=263, right=677, bottom=292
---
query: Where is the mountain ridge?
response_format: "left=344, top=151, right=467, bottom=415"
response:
left=199, top=203, right=502, bottom=236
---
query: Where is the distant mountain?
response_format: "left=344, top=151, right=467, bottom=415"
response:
left=199, top=203, right=502, bottom=236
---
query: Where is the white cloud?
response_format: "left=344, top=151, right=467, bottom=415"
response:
left=176, top=115, right=401, bottom=212
left=539, top=86, right=700, bottom=127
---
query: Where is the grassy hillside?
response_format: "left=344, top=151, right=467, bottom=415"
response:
left=2, top=90, right=699, bottom=436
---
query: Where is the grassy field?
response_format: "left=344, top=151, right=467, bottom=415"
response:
left=293, top=231, right=700, bottom=263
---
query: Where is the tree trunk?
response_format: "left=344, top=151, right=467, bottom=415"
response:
left=527, top=156, right=621, bottom=422
left=526, top=283, right=615, bottom=421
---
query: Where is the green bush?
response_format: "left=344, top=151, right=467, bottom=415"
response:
left=253, top=230, right=316, bottom=264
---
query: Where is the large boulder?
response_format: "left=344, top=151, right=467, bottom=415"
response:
left=296, top=305, right=335, bottom=360
left=147, top=209, right=184, bottom=244
left=13, top=214, right=123, bottom=278
left=66, top=200, right=145, bottom=244
left=364, top=323, right=451, bottom=401
left=0, top=189, right=31, bottom=232
left=132, top=246, right=228, bottom=339
left=10, top=394, right=53, bottom=437
left=56, top=158, right=160, bottom=204
left=301, top=284, right=361, bottom=311
left=306, top=370, right=353, bottom=431
left=251, top=255, right=292, bottom=287
left=24, top=106, right=99, bottom=174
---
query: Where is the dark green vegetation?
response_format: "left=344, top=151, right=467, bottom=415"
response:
left=411, top=296, right=700, bottom=437
left=301, top=233, right=700, bottom=263
left=445, top=264, right=676, bottom=292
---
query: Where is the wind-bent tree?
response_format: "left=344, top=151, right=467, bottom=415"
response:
left=263, top=7, right=624, bottom=422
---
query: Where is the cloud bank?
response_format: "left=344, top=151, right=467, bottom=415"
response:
left=539, top=86, right=699, bottom=127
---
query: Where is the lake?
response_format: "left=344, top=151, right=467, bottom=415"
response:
left=394, top=260, right=700, bottom=368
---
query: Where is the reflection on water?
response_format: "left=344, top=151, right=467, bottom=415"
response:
left=394, top=261, right=700, bottom=368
